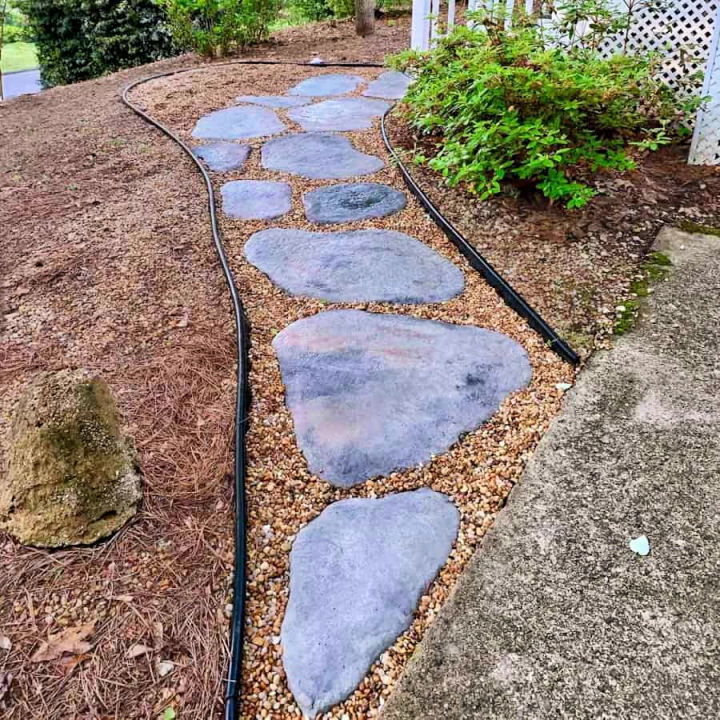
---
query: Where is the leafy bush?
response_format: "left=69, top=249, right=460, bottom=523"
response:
left=18, top=0, right=175, bottom=87
left=162, top=0, right=279, bottom=57
left=290, top=0, right=333, bottom=22
left=391, top=7, right=701, bottom=208
left=2, top=24, right=28, bottom=43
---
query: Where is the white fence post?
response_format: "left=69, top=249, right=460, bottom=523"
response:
left=411, top=0, right=432, bottom=50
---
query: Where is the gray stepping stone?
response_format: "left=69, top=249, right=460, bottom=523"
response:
left=191, top=106, right=285, bottom=140
left=245, top=228, right=463, bottom=303
left=192, top=142, right=250, bottom=172
left=261, top=133, right=384, bottom=179
left=363, top=70, right=414, bottom=100
left=303, top=182, right=406, bottom=224
left=288, top=97, right=390, bottom=131
left=282, top=488, right=460, bottom=717
left=273, top=310, right=532, bottom=487
left=220, top=180, right=292, bottom=220
left=235, top=94, right=311, bottom=108
left=288, top=73, right=364, bottom=97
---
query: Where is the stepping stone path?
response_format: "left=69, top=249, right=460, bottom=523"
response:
left=192, top=72, right=534, bottom=716
left=245, top=228, right=463, bottom=303
left=221, top=180, right=292, bottom=220
left=262, top=132, right=384, bottom=179
left=303, top=182, right=406, bottom=223
left=363, top=70, right=414, bottom=100
left=288, top=73, right=364, bottom=97
left=281, top=488, right=460, bottom=717
left=288, top=97, right=390, bottom=131
left=193, top=142, right=250, bottom=172
left=191, top=105, right=285, bottom=140
left=273, top=310, right=532, bottom=487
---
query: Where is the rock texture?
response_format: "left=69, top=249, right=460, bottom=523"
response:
left=193, top=142, right=250, bottom=172
left=303, top=182, right=406, bottom=224
left=221, top=180, right=292, bottom=220
left=191, top=105, right=285, bottom=140
left=287, top=97, right=390, bottom=131
left=1, top=370, right=142, bottom=547
left=235, top=94, right=310, bottom=108
left=288, top=73, right=364, bottom=97
left=245, top=228, right=463, bottom=303
left=282, top=488, right=460, bottom=717
left=261, top=133, right=384, bottom=179
left=273, top=310, right=532, bottom=487
left=363, top=71, right=413, bottom=100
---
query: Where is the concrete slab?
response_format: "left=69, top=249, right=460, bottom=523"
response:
left=288, top=97, right=390, bottom=131
left=382, top=228, right=720, bottom=720
left=220, top=180, right=292, bottom=220
left=288, top=73, right=364, bottom=97
left=191, top=105, right=285, bottom=140
left=303, top=182, right=407, bottom=224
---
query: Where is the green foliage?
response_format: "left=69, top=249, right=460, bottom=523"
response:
left=161, top=0, right=279, bottom=57
left=18, top=0, right=175, bottom=87
left=391, top=2, right=701, bottom=209
left=290, top=0, right=333, bottom=22
left=326, top=0, right=353, bottom=18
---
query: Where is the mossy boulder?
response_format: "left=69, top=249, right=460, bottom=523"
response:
left=1, top=370, right=142, bottom=547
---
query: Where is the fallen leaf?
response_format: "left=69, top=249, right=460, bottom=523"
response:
left=152, top=622, right=164, bottom=649
left=0, top=636, right=11, bottom=651
left=157, top=660, right=174, bottom=677
left=31, top=623, right=95, bottom=662
left=126, top=644, right=153, bottom=659
left=58, top=652, right=91, bottom=675
left=112, top=594, right=134, bottom=603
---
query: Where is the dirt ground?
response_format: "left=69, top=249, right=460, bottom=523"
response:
left=2, top=16, right=571, bottom=720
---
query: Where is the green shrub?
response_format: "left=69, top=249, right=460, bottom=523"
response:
left=391, top=10, right=701, bottom=208
left=18, top=0, right=175, bottom=87
left=162, top=0, right=279, bottom=57
left=290, top=0, right=333, bottom=22
left=326, top=0, right=353, bottom=18
left=2, top=24, right=27, bottom=43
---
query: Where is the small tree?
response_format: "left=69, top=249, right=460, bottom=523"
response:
left=355, top=0, right=374, bottom=35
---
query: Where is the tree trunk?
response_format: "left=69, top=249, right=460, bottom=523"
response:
left=355, top=0, right=375, bottom=37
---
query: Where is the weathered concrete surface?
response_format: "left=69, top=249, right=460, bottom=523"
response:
left=288, top=97, right=390, bottom=131
left=288, top=73, right=364, bottom=96
left=191, top=105, right=285, bottom=140
left=282, top=489, right=460, bottom=717
left=220, top=180, right=292, bottom=220
left=193, top=142, right=250, bottom=172
left=363, top=71, right=413, bottom=100
left=303, top=182, right=406, bottom=224
left=382, top=228, right=720, bottom=720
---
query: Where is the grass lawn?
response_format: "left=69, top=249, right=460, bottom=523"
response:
left=1, top=41, right=38, bottom=73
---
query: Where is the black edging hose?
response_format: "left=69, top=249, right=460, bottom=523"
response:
left=380, top=109, right=581, bottom=366
left=121, top=58, right=383, bottom=720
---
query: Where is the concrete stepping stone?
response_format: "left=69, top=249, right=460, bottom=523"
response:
left=191, top=105, right=285, bottom=140
left=288, top=73, right=364, bottom=97
left=288, top=97, right=390, bottom=132
left=273, top=310, right=532, bottom=487
left=192, top=142, right=250, bottom=172
left=363, top=70, right=413, bottom=100
left=282, top=488, right=459, bottom=717
left=221, top=180, right=292, bottom=220
left=303, top=182, right=406, bottom=224
left=262, top=133, right=384, bottom=179
left=235, top=94, right=310, bottom=108
left=245, top=228, right=463, bottom=303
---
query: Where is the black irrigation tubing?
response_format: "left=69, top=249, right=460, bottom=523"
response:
left=380, top=109, right=581, bottom=366
left=121, top=58, right=383, bottom=720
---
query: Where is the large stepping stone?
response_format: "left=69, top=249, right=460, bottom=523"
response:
left=221, top=180, right=292, bottom=220
left=245, top=228, right=463, bottom=303
left=288, top=97, right=390, bottom=131
left=262, top=133, right=384, bottom=180
left=303, top=182, right=406, bottom=224
left=192, top=142, right=250, bottom=172
left=363, top=70, right=413, bottom=100
left=235, top=94, right=310, bottom=108
left=191, top=106, right=285, bottom=140
left=273, top=310, right=532, bottom=487
left=288, top=73, right=364, bottom=97
left=282, top=488, right=459, bottom=717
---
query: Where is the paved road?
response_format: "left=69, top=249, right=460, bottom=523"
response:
left=3, top=68, right=42, bottom=100
left=383, top=227, right=720, bottom=720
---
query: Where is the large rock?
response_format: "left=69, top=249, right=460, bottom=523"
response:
left=273, top=310, right=532, bottom=487
left=1, top=370, right=142, bottom=547
left=287, top=97, right=390, bottom=132
left=244, top=228, right=463, bottom=303
left=191, top=106, right=285, bottom=140
left=282, top=488, right=460, bottom=717
left=303, top=182, right=406, bottom=224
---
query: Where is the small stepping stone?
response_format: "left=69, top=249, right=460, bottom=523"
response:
left=245, top=228, right=462, bottom=303
left=273, top=310, right=532, bottom=487
left=287, top=73, right=364, bottom=97
left=235, top=94, right=310, bottom=108
left=221, top=180, right=292, bottom=220
left=282, top=488, right=460, bottom=717
left=262, top=133, right=384, bottom=180
left=288, top=97, right=390, bottom=132
left=303, top=182, right=406, bottom=224
left=191, top=106, right=285, bottom=140
left=192, top=142, right=250, bottom=172
left=363, top=70, right=413, bottom=100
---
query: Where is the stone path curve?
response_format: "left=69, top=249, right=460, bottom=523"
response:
left=191, top=70, right=532, bottom=717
